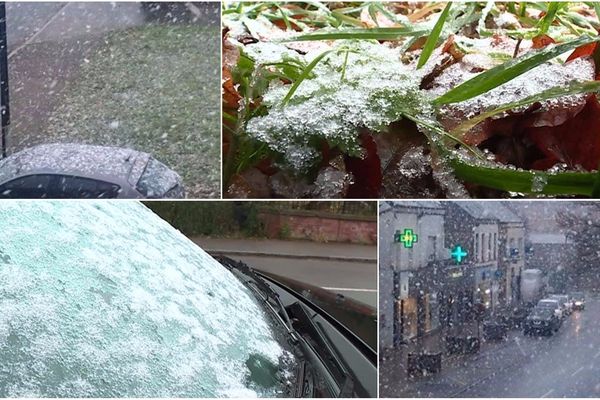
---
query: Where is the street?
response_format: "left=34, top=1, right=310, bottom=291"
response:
left=381, top=296, right=600, bottom=397
left=193, top=237, right=378, bottom=307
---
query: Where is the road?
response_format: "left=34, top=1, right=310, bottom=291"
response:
left=383, top=296, right=600, bottom=397
left=460, top=298, right=600, bottom=397
left=226, top=255, right=377, bottom=307
left=194, top=238, right=378, bottom=307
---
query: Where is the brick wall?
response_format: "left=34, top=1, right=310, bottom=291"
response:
left=258, top=209, right=377, bottom=244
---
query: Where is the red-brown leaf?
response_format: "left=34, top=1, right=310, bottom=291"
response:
left=344, top=131, right=382, bottom=198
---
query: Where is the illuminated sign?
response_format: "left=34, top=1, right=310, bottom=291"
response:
left=451, top=245, right=468, bottom=264
left=395, top=228, right=418, bottom=248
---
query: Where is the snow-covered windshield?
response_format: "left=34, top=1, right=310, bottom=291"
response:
left=0, top=201, right=293, bottom=397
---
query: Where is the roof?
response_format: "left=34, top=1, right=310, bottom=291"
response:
left=528, top=233, right=568, bottom=244
left=0, top=143, right=150, bottom=185
left=490, top=202, right=522, bottom=223
left=452, top=202, right=522, bottom=223
left=452, top=202, right=498, bottom=221
left=380, top=201, right=444, bottom=211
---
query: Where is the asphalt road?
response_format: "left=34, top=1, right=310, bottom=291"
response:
left=385, top=296, right=600, bottom=397
left=460, top=298, right=600, bottom=397
left=194, top=238, right=377, bottom=307
left=228, top=254, right=377, bottom=307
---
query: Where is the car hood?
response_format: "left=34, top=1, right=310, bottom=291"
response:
left=0, top=201, right=292, bottom=397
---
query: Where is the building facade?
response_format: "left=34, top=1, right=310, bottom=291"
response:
left=379, top=201, right=447, bottom=349
left=445, top=203, right=500, bottom=311
left=490, top=203, right=525, bottom=305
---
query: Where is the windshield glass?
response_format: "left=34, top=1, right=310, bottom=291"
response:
left=0, top=201, right=294, bottom=397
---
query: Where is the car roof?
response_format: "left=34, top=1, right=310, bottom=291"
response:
left=0, top=143, right=150, bottom=185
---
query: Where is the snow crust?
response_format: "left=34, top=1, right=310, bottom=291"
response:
left=0, top=201, right=289, bottom=397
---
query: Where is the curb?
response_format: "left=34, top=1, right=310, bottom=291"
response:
left=206, top=249, right=376, bottom=263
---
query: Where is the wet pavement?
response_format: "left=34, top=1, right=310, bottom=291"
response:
left=5, top=2, right=220, bottom=198
left=194, top=237, right=378, bottom=307
left=380, top=296, right=600, bottom=397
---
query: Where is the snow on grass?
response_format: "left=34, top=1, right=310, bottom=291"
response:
left=45, top=25, right=220, bottom=198
left=245, top=40, right=429, bottom=171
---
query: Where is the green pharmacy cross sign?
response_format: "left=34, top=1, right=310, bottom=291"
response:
left=395, top=229, right=418, bottom=248
left=451, top=245, right=468, bottom=264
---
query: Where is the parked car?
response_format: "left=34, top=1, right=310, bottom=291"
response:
left=524, top=307, right=561, bottom=336
left=507, top=306, right=529, bottom=328
left=0, top=143, right=184, bottom=198
left=537, top=298, right=564, bottom=319
left=570, top=291, right=586, bottom=310
left=549, top=294, right=572, bottom=316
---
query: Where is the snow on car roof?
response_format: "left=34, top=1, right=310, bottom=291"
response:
left=0, top=143, right=149, bottom=184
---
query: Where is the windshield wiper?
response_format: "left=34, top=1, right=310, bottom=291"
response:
left=216, top=256, right=294, bottom=332
left=216, top=256, right=360, bottom=398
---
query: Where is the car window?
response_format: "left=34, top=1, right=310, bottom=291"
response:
left=530, top=309, right=552, bottom=318
left=0, top=174, right=53, bottom=198
left=0, top=201, right=294, bottom=397
left=54, top=175, right=121, bottom=198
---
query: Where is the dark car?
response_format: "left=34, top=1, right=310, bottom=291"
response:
left=0, top=143, right=184, bottom=198
left=523, top=307, right=561, bottom=336
left=571, top=291, right=586, bottom=310
left=217, top=256, right=377, bottom=398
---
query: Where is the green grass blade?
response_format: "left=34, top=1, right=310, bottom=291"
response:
left=450, top=158, right=597, bottom=196
left=585, top=2, right=600, bottom=24
left=407, top=108, right=599, bottom=197
left=281, top=49, right=335, bottom=105
left=401, top=113, right=485, bottom=161
left=278, top=26, right=428, bottom=42
left=417, top=2, right=452, bottom=69
left=433, top=34, right=600, bottom=105
left=538, top=2, right=563, bottom=35
left=451, top=80, right=600, bottom=137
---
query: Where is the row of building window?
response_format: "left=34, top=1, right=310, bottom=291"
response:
left=403, top=234, right=524, bottom=264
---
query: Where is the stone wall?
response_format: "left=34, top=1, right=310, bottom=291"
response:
left=258, top=209, right=377, bottom=244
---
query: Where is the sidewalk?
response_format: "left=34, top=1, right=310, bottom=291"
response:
left=192, top=237, right=377, bottom=263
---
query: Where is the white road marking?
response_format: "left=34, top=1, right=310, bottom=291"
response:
left=571, top=366, right=584, bottom=377
left=595, top=350, right=600, bottom=359
left=322, top=287, right=377, bottom=293
left=541, top=389, right=555, bottom=398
